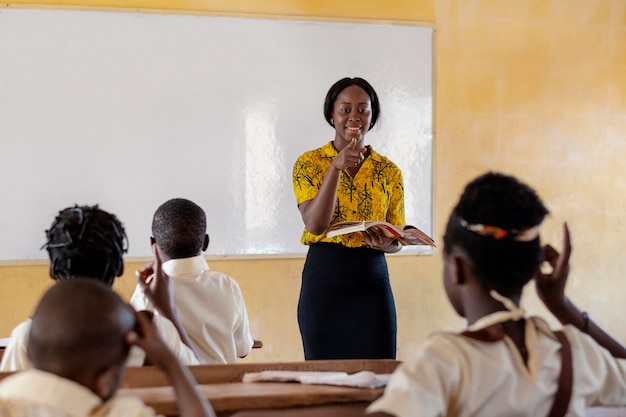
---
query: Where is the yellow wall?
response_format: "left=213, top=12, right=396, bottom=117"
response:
left=435, top=0, right=626, bottom=337
left=3, top=0, right=435, bottom=22
left=2, top=0, right=626, bottom=363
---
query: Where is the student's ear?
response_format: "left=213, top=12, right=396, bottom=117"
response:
left=202, top=234, right=209, bottom=252
left=447, top=247, right=470, bottom=286
left=150, top=236, right=156, bottom=246
left=452, top=255, right=467, bottom=285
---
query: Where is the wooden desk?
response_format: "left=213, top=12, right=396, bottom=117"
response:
left=120, top=360, right=399, bottom=417
left=121, top=360, right=401, bottom=388
left=1, top=360, right=399, bottom=416
left=118, top=381, right=384, bottom=417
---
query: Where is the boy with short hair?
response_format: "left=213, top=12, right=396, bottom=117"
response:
left=0, top=278, right=215, bottom=417
left=0, top=205, right=198, bottom=371
left=130, top=198, right=255, bottom=364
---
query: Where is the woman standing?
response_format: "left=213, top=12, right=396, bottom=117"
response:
left=292, top=77, right=405, bottom=360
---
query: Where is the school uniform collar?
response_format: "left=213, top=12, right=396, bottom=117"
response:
left=0, top=369, right=102, bottom=417
left=162, top=255, right=210, bottom=278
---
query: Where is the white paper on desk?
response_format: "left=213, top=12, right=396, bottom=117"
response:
left=242, top=370, right=391, bottom=389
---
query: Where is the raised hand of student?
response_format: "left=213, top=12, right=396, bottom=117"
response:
left=534, top=222, right=626, bottom=358
left=126, top=307, right=175, bottom=367
left=136, top=245, right=174, bottom=317
left=127, top=309, right=216, bottom=417
left=136, top=244, right=199, bottom=358
left=534, top=222, right=571, bottom=311
left=332, top=138, right=366, bottom=171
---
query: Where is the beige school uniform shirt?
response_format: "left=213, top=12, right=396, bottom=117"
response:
left=130, top=255, right=254, bottom=364
left=0, top=369, right=159, bottom=417
left=368, top=316, right=626, bottom=417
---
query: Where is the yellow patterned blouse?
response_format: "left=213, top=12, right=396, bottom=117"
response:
left=293, top=141, right=405, bottom=247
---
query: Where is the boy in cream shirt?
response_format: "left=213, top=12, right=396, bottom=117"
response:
left=131, top=198, right=256, bottom=364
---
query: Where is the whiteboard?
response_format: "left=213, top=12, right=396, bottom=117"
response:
left=0, top=8, right=433, bottom=260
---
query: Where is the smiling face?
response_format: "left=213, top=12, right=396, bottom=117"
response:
left=331, top=85, right=373, bottom=148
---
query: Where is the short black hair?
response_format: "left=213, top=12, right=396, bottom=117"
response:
left=28, top=279, right=135, bottom=384
left=43, top=205, right=128, bottom=286
left=152, top=198, right=206, bottom=259
left=323, top=77, right=381, bottom=131
left=443, top=172, right=549, bottom=297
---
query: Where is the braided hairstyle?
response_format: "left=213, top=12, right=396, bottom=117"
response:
left=443, top=172, right=549, bottom=297
left=152, top=198, right=206, bottom=259
left=43, top=205, right=128, bottom=286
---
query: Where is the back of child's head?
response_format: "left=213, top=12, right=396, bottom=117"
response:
left=43, top=205, right=128, bottom=286
left=152, top=198, right=206, bottom=259
left=27, top=279, right=135, bottom=387
left=443, top=172, right=549, bottom=297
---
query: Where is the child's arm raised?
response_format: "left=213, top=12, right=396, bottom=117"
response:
left=136, top=244, right=199, bottom=359
left=127, top=309, right=216, bottom=417
left=534, top=222, right=626, bottom=358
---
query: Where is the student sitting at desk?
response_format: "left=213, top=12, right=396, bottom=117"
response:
left=0, top=279, right=215, bottom=417
left=0, top=205, right=198, bottom=371
left=130, top=198, right=256, bottom=364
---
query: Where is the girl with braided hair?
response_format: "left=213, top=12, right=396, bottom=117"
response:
left=0, top=205, right=198, bottom=371
left=366, top=172, right=626, bottom=417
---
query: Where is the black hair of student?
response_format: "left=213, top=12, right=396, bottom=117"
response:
left=323, top=77, right=381, bottom=131
left=28, top=279, right=135, bottom=385
left=152, top=198, right=207, bottom=259
left=43, top=205, right=128, bottom=286
left=443, top=172, right=549, bottom=297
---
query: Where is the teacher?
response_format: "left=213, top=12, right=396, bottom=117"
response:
left=292, top=77, right=405, bottom=360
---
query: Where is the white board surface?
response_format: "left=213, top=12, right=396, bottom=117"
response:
left=0, top=8, right=433, bottom=260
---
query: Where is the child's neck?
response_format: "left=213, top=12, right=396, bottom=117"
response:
left=465, top=290, right=522, bottom=327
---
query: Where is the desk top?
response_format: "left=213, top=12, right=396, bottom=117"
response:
left=122, top=360, right=401, bottom=388
left=118, top=381, right=384, bottom=416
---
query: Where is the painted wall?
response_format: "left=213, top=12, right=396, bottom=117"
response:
left=2, top=0, right=626, bottom=363
left=435, top=0, right=626, bottom=341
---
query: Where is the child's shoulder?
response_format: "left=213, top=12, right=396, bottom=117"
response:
left=197, top=269, right=242, bottom=290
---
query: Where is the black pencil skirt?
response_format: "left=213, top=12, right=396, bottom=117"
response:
left=297, top=242, right=397, bottom=360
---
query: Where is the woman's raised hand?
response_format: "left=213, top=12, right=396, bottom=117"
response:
left=332, top=138, right=366, bottom=170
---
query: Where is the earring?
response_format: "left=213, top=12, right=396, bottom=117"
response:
left=331, top=119, right=335, bottom=126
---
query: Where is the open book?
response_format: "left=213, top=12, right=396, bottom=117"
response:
left=242, top=370, right=391, bottom=389
left=326, top=221, right=436, bottom=247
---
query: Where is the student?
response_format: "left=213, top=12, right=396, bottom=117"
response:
left=0, top=205, right=198, bottom=371
left=0, top=279, right=215, bottom=417
left=292, top=77, right=406, bottom=360
left=365, top=172, right=626, bottom=417
left=130, top=198, right=255, bottom=364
